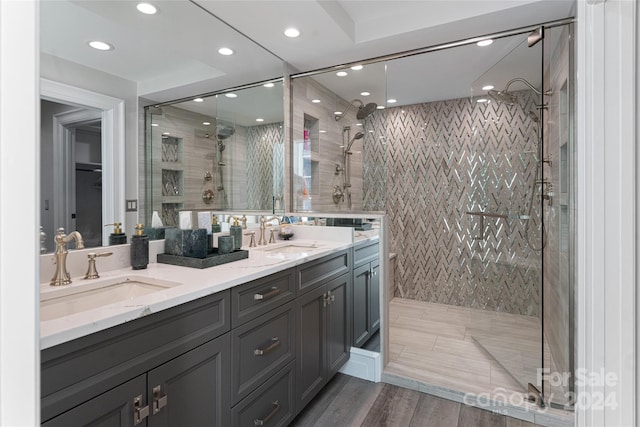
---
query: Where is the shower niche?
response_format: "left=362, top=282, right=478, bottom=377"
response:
left=294, top=114, right=320, bottom=211
left=160, top=136, right=183, bottom=227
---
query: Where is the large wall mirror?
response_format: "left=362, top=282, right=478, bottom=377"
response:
left=143, top=81, right=285, bottom=226
left=39, top=0, right=283, bottom=252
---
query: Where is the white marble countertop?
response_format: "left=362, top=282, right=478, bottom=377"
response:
left=40, top=229, right=379, bottom=350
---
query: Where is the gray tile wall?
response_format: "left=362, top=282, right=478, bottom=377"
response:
left=363, top=92, right=543, bottom=316
left=542, top=26, right=573, bottom=400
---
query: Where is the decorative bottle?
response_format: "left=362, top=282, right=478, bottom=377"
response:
left=130, top=223, right=149, bottom=270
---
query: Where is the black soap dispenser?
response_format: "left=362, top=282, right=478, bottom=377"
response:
left=131, top=223, right=149, bottom=270
left=106, top=222, right=127, bottom=245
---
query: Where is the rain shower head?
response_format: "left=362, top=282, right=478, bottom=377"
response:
left=486, top=77, right=553, bottom=105
left=216, top=125, right=236, bottom=140
left=488, top=89, right=518, bottom=105
left=335, top=99, right=378, bottom=121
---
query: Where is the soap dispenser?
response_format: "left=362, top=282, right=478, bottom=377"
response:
left=211, top=215, right=221, bottom=233
left=105, top=222, right=127, bottom=245
left=130, top=223, right=149, bottom=270
left=230, top=217, right=242, bottom=250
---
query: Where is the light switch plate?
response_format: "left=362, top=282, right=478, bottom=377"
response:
left=126, top=199, right=138, bottom=212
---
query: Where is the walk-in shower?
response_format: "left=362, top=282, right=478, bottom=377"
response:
left=290, top=19, right=575, bottom=421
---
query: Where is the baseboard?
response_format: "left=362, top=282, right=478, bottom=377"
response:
left=339, top=347, right=382, bottom=382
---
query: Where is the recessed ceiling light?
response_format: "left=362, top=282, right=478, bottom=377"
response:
left=377, top=106, right=385, bottom=110
left=336, top=71, right=348, bottom=77
left=193, top=98, right=204, bottom=103
left=151, top=123, right=159, bottom=127
left=311, top=99, right=321, bottom=103
left=482, top=85, right=494, bottom=91
left=284, top=28, right=300, bottom=38
left=477, top=98, right=488, bottom=103
left=387, top=98, right=397, bottom=104
left=360, top=91, right=370, bottom=96
left=88, top=40, right=113, bottom=51
left=334, top=111, right=342, bottom=116
left=477, top=39, right=493, bottom=47
left=218, top=47, right=234, bottom=56
left=256, top=118, right=264, bottom=122
left=225, top=93, right=238, bottom=98
left=263, top=82, right=275, bottom=88
left=202, top=121, right=211, bottom=126
left=351, top=65, right=363, bottom=71
left=136, top=3, right=157, bottom=14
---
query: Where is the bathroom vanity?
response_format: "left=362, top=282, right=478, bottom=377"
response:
left=39, top=228, right=378, bottom=426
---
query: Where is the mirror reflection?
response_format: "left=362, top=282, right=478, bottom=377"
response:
left=144, top=81, right=285, bottom=227
left=39, top=0, right=284, bottom=252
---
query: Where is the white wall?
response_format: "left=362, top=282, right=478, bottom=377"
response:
left=576, top=0, right=637, bottom=426
left=0, top=1, right=40, bottom=424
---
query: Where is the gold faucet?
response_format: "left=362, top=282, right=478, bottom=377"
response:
left=50, top=227, right=84, bottom=286
left=258, top=216, right=281, bottom=246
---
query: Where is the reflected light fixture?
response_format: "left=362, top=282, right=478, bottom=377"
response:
left=376, top=106, right=385, bottom=110
left=88, top=40, right=113, bottom=51
left=193, top=98, right=204, bottom=102
left=351, top=65, right=363, bottom=71
left=312, top=99, right=321, bottom=103
left=336, top=71, right=348, bottom=77
left=151, top=123, right=159, bottom=127
left=225, top=93, right=238, bottom=98
left=477, top=39, right=493, bottom=47
left=256, top=118, right=264, bottom=122
left=387, top=98, right=397, bottom=104
left=477, top=98, right=488, bottom=103
left=203, top=122, right=211, bottom=126
left=482, top=85, right=494, bottom=91
left=360, top=91, right=370, bottom=96
left=263, top=82, right=275, bottom=88
left=284, top=28, right=300, bottom=38
left=218, top=47, right=234, bottom=56
left=136, top=3, right=157, bottom=14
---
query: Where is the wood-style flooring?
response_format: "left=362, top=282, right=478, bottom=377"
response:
left=291, top=373, right=542, bottom=427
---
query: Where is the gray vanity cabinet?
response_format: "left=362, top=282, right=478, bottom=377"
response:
left=42, top=375, right=146, bottom=427
left=41, top=290, right=231, bottom=426
left=352, top=240, right=380, bottom=348
left=295, top=272, right=351, bottom=413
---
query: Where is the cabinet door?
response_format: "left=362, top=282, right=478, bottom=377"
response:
left=147, top=334, right=230, bottom=427
left=295, top=285, right=326, bottom=412
left=42, top=375, right=146, bottom=427
left=369, top=261, right=381, bottom=333
left=326, top=274, right=351, bottom=378
left=352, top=264, right=371, bottom=348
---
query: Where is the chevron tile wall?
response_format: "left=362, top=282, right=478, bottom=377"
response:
left=247, top=123, right=284, bottom=210
left=363, top=91, right=542, bottom=315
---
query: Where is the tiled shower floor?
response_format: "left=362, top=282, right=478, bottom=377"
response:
left=384, top=298, right=574, bottom=426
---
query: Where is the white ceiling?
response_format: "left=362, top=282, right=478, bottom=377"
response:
left=40, top=0, right=575, bottom=120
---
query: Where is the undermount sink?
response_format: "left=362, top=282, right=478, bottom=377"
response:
left=261, top=243, right=318, bottom=254
left=40, top=276, right=182, bottom=321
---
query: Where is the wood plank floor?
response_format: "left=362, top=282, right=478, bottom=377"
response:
left=291, top=373, right=542, bottom=427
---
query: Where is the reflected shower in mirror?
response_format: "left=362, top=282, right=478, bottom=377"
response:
left=144, top=81, right=285, bottom=226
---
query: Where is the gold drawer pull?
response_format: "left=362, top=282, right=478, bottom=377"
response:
left=254, top=337, right=280, bottom=356
left=254, top=400, right=280, bottom=426
left=254, top=287, right=280, bottom=301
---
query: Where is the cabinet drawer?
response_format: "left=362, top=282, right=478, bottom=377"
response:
left=232, top=362, right=295, bottom=427
left=41, top=290, right=230, bottom=422
left=231, top=301, right=295, bottom=404
left=297, top=249, right=350, bottom=294
left=232, top=268, right=295, bottom=327
left=354, top=241, right=379, bottom=267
